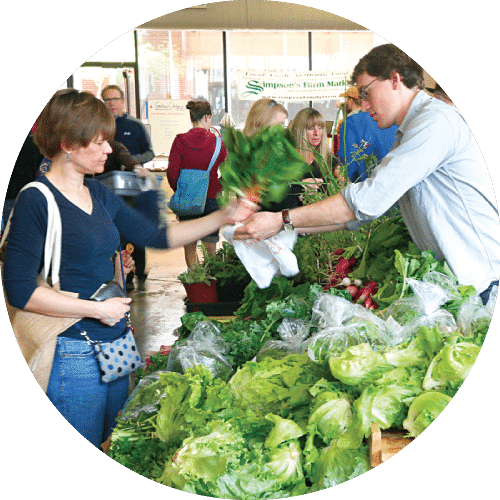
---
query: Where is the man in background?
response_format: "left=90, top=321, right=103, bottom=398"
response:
left=102, top=84, right=156, bottom=290
left=102, top=85, right=154, bottom=165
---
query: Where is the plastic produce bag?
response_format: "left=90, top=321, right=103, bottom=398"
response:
left=310, top=294, right=362, bottom=329
left=256, top=318, right=310, bottom=362
left=307, top=293, right=395, bottom=364
left=120, top=371, right=168, bottom=421
left=457, top=284, right=497, bottom=336
left=383, top=272, right=459, bottom=344
left=307, top=324, right=373, bottom=364
left=167, top=321, right=234, bottom=380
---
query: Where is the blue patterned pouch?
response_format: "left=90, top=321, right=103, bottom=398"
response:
left=76, top=316, right=144, bottom=383
left=93, top=328, right=144, bottom=383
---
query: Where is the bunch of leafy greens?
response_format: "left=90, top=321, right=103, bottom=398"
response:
left=422, top=342, right=481, bottom=394
left=218, top=125, right=310, bottom=208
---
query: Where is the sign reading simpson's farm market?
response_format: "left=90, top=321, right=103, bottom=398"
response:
left=237, top=70, right=349, bottom=101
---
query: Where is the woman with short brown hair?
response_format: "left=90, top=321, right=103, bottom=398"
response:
left=2, top=89, right=236, bottom=447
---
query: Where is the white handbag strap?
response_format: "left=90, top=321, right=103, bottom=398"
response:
left=1, top=181, right=62, bottom=285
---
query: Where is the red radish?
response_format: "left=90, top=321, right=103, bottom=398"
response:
left=345, top=284, right=359, bottom=299
left=363, top=296, right=380, bottom=310
left=365, top=281, right=379, bottom=293
left=333, top=248, right=345, bottom=255
left=335, top=257, right=351, bottom=277
left=348, top=257, right=357, bottom=266
left=355, top=286, right=368, bottom=303
left=355, top=281, right=379, bottom=303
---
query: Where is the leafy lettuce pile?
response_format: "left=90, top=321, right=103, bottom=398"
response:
left=108, top=306, right=486, bottom=497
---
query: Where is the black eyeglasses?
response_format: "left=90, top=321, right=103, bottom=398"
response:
left=103, top=97, right=122, bottom=103
left=358, top=78, right=378, bottom=100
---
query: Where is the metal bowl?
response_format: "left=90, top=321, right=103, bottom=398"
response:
left=95, top=171, right=144, bottom=197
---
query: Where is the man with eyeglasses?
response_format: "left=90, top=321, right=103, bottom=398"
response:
left=234, top=43, right=499, bottom=304
left=101, top=85, right=155, bottom=166
left=101, top=84, right=156, bottom=290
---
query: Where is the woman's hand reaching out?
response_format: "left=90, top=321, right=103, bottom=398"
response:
left=223, top=196, right=261, bottom=224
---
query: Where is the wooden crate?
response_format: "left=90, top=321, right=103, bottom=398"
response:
left=368, top=423, right=414, bottom=467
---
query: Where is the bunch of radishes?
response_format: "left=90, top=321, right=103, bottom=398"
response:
left=322, top=248, right=380, bottom=310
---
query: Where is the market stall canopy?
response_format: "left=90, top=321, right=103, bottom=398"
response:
left=138, top=0, right=367, bottom=31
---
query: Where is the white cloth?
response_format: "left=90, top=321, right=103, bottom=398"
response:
left=223, top=225, right=299, bottom=289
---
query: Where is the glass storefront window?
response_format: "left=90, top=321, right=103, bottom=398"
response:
left=311, top=31, right=375, bottom=128
left=70, top=28, right=376, bottom=152
left=72, top=66, right=137, bottom=117
left=136, top=30, right=224, bottom=125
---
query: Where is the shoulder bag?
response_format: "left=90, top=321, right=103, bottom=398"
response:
left=0, top=182, right=82, bottom=392
left=168, top=134, right=222, bottom=216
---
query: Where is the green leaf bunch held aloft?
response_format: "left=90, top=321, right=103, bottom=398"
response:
left=218, top=125, right=310, bottom=207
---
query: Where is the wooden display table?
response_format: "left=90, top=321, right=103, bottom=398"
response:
left=368, top=423, right=414, bottom=467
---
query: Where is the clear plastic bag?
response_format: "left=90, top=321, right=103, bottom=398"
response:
left=256, top=318, right=310, bottom=362
left=457, top=284, right=498, bottom=336
left=120, top=371, right=168, bottom=421
left=166, top=321, right=234, bottom=380
left=307, top=293, right=396, bottom=364
left=307, top=324, right=371, bottom=364
left=383, top=272, right=459, bottom=344
left=310, top=294, right=364, bottom=329
left=422, top=271, right=462, bottom=303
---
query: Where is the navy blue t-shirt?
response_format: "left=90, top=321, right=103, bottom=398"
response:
left=3, top=176, right=168, bottom=342
left=115, top=114, right=154, bottom=165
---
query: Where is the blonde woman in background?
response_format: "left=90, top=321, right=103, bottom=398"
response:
left=289, top=107, right=331, bottom=169
left=288, top=107, right=339, bottom=206
left=241, top=98, right=297, bottom=212
left=242, top=98, right=288, bottom=137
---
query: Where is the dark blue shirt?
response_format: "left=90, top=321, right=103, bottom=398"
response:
left=114, top=114, right=154, bottom=165
left=3, top=176, right=168, bottom=341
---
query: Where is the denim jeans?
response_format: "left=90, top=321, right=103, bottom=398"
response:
left=46, top=337, right=129, bottom=448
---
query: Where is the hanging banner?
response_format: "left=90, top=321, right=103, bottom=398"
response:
left=237, top=70, right=350, bottom=101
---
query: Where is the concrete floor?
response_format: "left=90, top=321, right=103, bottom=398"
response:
left=127, top=243, right=189, bottom=357
left=124, top=177, right=188, bottom=356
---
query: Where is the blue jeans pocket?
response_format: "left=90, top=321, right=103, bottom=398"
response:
left=46, top=337, right=130, bottom=447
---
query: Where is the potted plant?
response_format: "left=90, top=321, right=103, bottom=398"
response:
left=201, top=242, right=251, bottom=303
left=177, top=262, right=218, bottom=304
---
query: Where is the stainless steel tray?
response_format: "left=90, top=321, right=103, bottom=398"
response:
left=95, top=171, right=144, bottom=197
